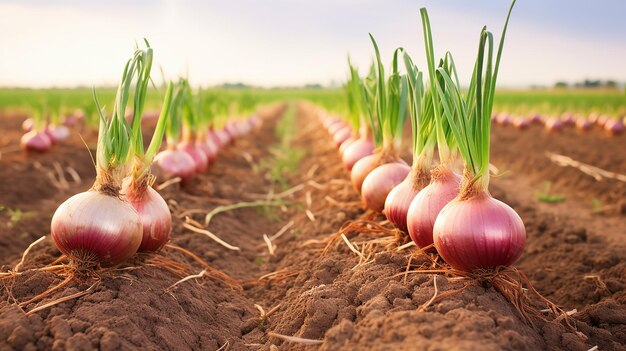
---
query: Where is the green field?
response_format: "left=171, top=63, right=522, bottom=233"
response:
left=0, top=87, right=624, bottom=118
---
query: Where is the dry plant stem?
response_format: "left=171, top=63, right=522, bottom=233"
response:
left=163, top=244, right=241, bottom=290
left=204, top=200, right=280, bottom=226
left=258, top=269, right=298, bottom=281
left=270, top=221, right=294, bottom=241
left=53, top=162, right=70, bottom=189
left=307, top=179, right=325, bottom=190
left=267, top=332, right=323, bottom=345
left=305, top=209, right=316, bottom=222
left=167, top=269, right=207, bottom=290
left=156, top=177, right=181, bottom=191
left=546, top=152, right=626, bottom=182
left=66, top=166, right=82, bottom=184
left=26, top=281, right=99, bottom=316
left=247, top=183, right=305, bottom=200
left=396, top=241, right=416, bottom=252
left=306, top=164, right=319, bottom=178
left=341, top=234, right=365, bottom=259
left=183, top=222, right=241, bottom=251
left=18, top=275, right=74, bottom=307
left=216, top=340, right=229, bottom=351
left=263, top=234, right=276, bottom=255
left=322, top=219, right=397, bottom=255
left=14, top=236, right=46, bottom=272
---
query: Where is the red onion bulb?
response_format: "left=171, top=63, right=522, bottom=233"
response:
left=604, top=119, right=624, bottom=136
left=433, top=192, right=526, bottom=271
left=407, top=170, right=461, bottom=248
left=20, top=131, right=52, bottom=152
left=154, top=149, right=196, bottom=184
left=361, top=162, right=410, bottom=212
left=383, top=170, right=429, bottom=232
left=51, top=191, right=142, bottom=266
left=48, top=124, right=71, bottom=142
left=22, top=118, right=34, bottom=132
left=332, top=127, right=352, bottom=148
left=338, top=136, right=356, bottom=156
left=351, top=154, right=379, bottom=194
left=178, top=141, right=209, bottom=174
left=343, top=137, right=374, bottom=171
left=123, top=183, right=172, bottom=252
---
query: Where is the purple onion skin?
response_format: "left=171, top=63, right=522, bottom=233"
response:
left=604, top=119, right=624, bottom=136
left=51, top=191, right=142, bottom=266
left=20, top=131, right=52, bottom=152
left=22, top=118, right=34, bottom=132
left=575, top=119, right=592, bottom=131
left=383, top=174, right=422, bottom=232
left=200, top=136, right=218, bottom=164
left=513, top=118, right=530, bottom=130
left=338, top=136, right=356, bottom=156
left=433, top=192, right=526, bottom=271
left=332, top=127, right=352, bottom=148
left=48, top=124, right=71, bottom=142
left=154, top=149, right=196, bottom=184
left=343, top=138, right=374, bottom=171
left=407, top=171, right=461, bottom=248
left=544, top=118, right=563, bottom=133
left=178, top=141, right=209, bottom=174
left=351, top=154, right=379, bottom=194
left=123, top=184, right=172, bottom=252
left=361, top=163, right=411, bottom=212
left=328, top=121, right=347, bottom=135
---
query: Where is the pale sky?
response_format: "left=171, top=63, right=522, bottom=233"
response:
left=1, top=0, right=625, bottom=88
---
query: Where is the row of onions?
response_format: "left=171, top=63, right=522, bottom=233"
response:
left=320, top=0, right=525, bottom=272
left=492, top=111, right=624, bottom=135
left=20, top=104, right=72, bottom=152
left=51, top=41, right=261, bottom=267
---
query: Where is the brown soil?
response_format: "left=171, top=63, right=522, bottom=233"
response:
left=0, top=103, right=625, bottom=350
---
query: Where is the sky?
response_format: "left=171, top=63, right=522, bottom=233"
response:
left=1, top=0, right=625, bottom=88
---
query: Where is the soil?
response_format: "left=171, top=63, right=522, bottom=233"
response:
left=0, top=103, right=624, bottom=351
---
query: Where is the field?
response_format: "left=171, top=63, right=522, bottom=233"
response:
left=0, top=86, right=625, bottom=350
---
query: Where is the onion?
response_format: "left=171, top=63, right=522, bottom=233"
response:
left=561, top=113, right=575, bottom=125
left=544, top=118, right=563, bottom=133
left=342, top=137, right=374, bottom=171
left=332, top=126, right=352, bottom=148
left=22, top=118, right=34, bottom=132
left=596, top=114, right=609, bottom=127
left=328, top=120, right=347, bottom=135
left=529, top=114, right=543, bottom=124
left=361, top=162, right=410, bottom=212
left=178, top=141, right=209, bottom=173
left=512, top=118, right=529, bottom=130
left=154, top=149, right=196, bottom=184
left=201, top=135, right=218, bottom=164
left=604, top=119, right=624, bottom=136
left=407, top=168, right=461, bottom=248
left=433, top=191, right=526, bottom=271
left=575, top=119, right=592, bottom=131
left=51, top=191, right=142, bottom=266
left=338, top=136, right=356, bottom=156
left=350, top=154, right=379, bottom=193
left=48, top=124, right=71, bottom=142
left=20, top=131, right=52, bottom=152
left=383, top=168, right=430, bottom=231
left=123, top=181, right=172, bottom=252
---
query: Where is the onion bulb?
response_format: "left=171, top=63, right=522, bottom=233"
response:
left=433, top=191, right=526, bottom=271
left=338, top=136, right=356, bottom=156
left=178, top=141, right=208, bottom=173
left=604, top=119, right=624, bottom=136
left=20, top=131, right=52, bottom=152
left=123, top=180, right=172, bottom=252
left=361, top=162, right=410, bottom=212
left=332, top=127, right=352, bottom=148
left=343, top=137, right=374, bottom=171
left=350, top=154, right=379, bottom=193
left=407, top=168, right=461, bottom=248
left=154, top=149, right=196, bottom=184
left=51, top=191, right=142, bottom=266
left=383, top=168, right=430, bottom=232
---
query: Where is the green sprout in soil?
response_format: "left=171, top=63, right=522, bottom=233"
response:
left=536, top=182, right=566, bottom=203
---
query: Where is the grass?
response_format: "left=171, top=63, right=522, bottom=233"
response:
left=494, top=89, right=626, bottom=116
left=535, top=182, right=566, bottom=204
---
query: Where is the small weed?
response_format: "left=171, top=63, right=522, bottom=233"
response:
left=254, top=256, right=266, bottom=266
left=536, top=182, right=566, bottom=203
